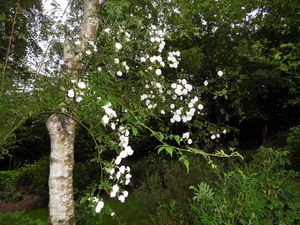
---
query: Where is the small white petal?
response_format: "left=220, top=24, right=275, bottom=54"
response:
left=123, top=191, right=128, bottom=198
left=110, top=191, right=116, bottom=198
left=76, top=96, right=83, bottom=103
left=115, top=156, right=122, bottom=165
left=118, top=195, right=125, bottom=203
left=104, top=28, right=111, bottom=33
left=114, top=58, right=120, bottom=64
left=120, top=150, right=128, bottom=158
left=112, top=184, right=119, bottom=193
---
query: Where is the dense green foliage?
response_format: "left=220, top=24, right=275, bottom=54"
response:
left=0, top=158, right=48, bottom=203
left=287, top=125, right=300, bottom=153
left=0, top=0, right=299, bottom=224
left=68, top=147, right=300, bottom=225
left=191, top=148, right=300, bottom=225
left=0, top=211, right=44, bottom=225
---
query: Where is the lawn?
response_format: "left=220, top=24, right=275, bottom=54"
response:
left=0, top=195, right=150, bottom=225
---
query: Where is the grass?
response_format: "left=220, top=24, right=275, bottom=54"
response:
left=0, top=195, right=150, bottom=225
left=76, top=194, right=151, bottom=225
left=101, top=195, right=150, bottom=225
left=0, top=208, right=47, bottom=225
left=22, top=208, right=48, bottom=222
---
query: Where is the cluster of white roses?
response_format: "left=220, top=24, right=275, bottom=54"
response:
left=167, top=79, right=204, bottom=124
left=101, top=102, right=117, bottom=126
left=70, top=22, right=228, bottom=214
left=103, top=26, right=132, bottom=77
left=109, top=183, right=129, bottom=203
left=167, top=51, right=180, bottom=68
left=182, top=132, right=193, bottom=145
left=67, top=80, right=87, bottom=103
left=210, top=129, right=227, bottom=140
left=115, top=127, right=134, bottom=165
left=149, top=24, right=166, bottom=53
left=170, top=79, right=193, bottom=98
left=100, top=102, right=134, bottom=203
left=140, top=80, right=166, bottom=109
left=101, top=102, right=134, bottom=164
left=89, top=197, right=115, bottom=216
left=114, top=42, right=129, bottom=77
left=109, top=166, right=131, bottom=203
left=89, top=197, right=104, bottom=213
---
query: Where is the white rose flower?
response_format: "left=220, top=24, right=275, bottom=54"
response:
left=67, top=89, right=75, bottom=98
left=115, top=43, right=122, bottom=50
left=118, top=195, right=125, bottom=203
left=198, top=104, right=204, bottom=110
left=95, top=200, right=104, bottom=213
left=155, top=69, right=162, bottom=76
left=114, top=58, right=120, bottom=64
left=76, top=96, right=83, bottom=103
left=102, top=115, right=109, bottom=124
left=77, top=81, right=86, bottom=89
left=217, top=70, right=223, bottom=77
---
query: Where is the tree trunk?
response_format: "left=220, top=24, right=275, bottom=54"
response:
left=46, top=1, right=99, bottom=224
left=46, top=114, right=76, bottom=225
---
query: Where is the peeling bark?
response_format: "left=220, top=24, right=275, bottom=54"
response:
left=47, top=1, right=99, bottom=224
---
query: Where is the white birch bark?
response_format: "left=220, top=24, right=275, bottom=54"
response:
left=47, top=114, right=76, bottom=225
left=46, top=1, right=99, bottom=224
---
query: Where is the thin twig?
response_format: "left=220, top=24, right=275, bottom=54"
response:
left=1, top=0, right=20, bottom=93
left=35, top=0, right=73, bottom=75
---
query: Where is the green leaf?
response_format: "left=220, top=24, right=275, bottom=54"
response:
left=179, top=156, right=190, bottom=173
left=174, top=135, right=181, bottom=145
left=165, top=146, right=173, bottom=157
left=193, top=120, right=205, bottom=128
left=80, top=196, right=87, bottom=204
left=132, top=127, right=138, bottom=136
left=0, top=13, right=6, bottom=22
left=158, top=146, right=165, bottom=154
left=156, top=132, right=164, bottom=141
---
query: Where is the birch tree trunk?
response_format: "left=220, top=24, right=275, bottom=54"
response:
left=46, top=1, right=99, bottom=224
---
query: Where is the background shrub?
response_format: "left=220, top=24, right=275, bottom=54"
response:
left=0, top=157, right=48, bottom=204
left=190, top=147, right=300, bottom=225
left=131, top=154, right=218, bottom=224
left=287, top=125, right=300, bottom=153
